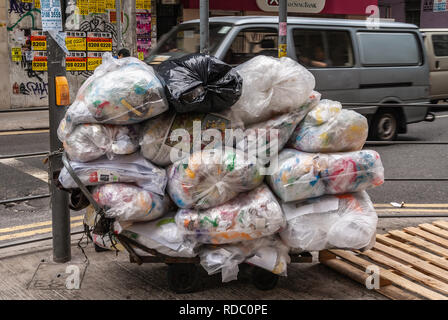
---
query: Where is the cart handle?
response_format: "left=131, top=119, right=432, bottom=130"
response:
left=61, top=152, right=104, bottom=215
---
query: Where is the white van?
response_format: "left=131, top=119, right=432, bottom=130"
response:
left=421, top=29, right=448, bottom=103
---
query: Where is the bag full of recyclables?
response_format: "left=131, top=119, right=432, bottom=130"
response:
left=175, top=184, right=286, bottom=244
left=140, top=111, right=242, bottom=167
left=58, top=153, right=167, bottom=196
left=280, top=191, right=378, bottom=252
left=156, top=53, right=243, bottom=114
left=62, top=124, right=140, bottom=163
left=167, top=148, right=264, bottom=210
left=117, top=214, right=199, bottom=258
left=235, top=92, right=321, bottom=164
left=288, top=99, right=368, bottom=153
left=267, top=149, right=384, bottom=202
left=92, top=183, right=172, bottom=222
left=199, top=236, right=290, bottom=283
left=58, top=53, right=169, bottom=140
left=225, top=55, right=316, bottom=125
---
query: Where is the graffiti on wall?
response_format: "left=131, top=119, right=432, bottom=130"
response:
left=12, top=81, right=48, bottom=99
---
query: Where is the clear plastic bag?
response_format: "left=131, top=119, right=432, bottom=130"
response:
left=140, top=111, right=242, bottom=167
left=280, top=191, right=378, bottom=251
left=58, top=53, right=168, bottom=140
left=175, top=184, right=286, bottom=244
left=58, top=153, right=167, bottom=196
left=92, top=183, right=172, bottom=222
left=235, top=92, right=321, bottom=165
left=167, top=148, right=264, bottom=209
left=62, top=123, right=140, bottom=163
left=199, top=236, right=290, bottom=283
left=227, top=56, right=316, bottom=125
left=288, top=100, right=368, bottom=153
left=156, top=53, right=243, bottom=113
left=267, top=149, right=384, bottom=202
left=119, top=214, right=199, bottom=258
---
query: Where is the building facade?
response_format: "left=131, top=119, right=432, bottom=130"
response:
left=379, top=0, right=448, bottom=28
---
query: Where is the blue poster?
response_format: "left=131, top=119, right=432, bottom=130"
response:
left=41, top=0, right=63, bottom=31
left=433, top=0, right=447, bottom=12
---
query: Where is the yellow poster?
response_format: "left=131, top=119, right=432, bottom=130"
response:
left=138, top=52, right=144, bottom=60
left=22, top=0, right=32, bottom=3
left=32, top=58, right=47, bottom=71
left=136, top=0, right=150, bottom=10
left=66, top=58, right=87, bottom=71
left=87, top=58, right=102, bottom=70
left=78, top=0, right=89, bottom=15
left=34, top=0, right=40, bottom=8
left=105, top=0, right=115, bottom=10
left=66, top=38, right=86, bottom=51
left=97, top=0, right=106, bottom=13
left=11, top=48, right=22, bottom=62
left=31, top=37, right=47, bottom=51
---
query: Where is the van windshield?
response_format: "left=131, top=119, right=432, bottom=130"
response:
left=146, top=23, right=233, bottom=64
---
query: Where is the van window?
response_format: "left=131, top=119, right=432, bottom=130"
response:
left=223, top=27, right=278, bottom=65
left=432, top=34, right=448, bottom=57
left=293, top=29, right=354, bottom=68
left=357, top=32, right=421, bottom=66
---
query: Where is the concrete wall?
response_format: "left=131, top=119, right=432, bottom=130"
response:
left=0, top=0, right=10, bottom=109
left=3, top=0, right=139, bottom=110
left=379, top=0, right=406, bottom=22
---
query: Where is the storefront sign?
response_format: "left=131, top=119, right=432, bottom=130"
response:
left=66, top=31, right=87, bottom=51
left=31, top=31, right=47, bottom=51
left=32, top=51, right=47, bottom=71
left=87, top=32, right=112, bottom=51
left=87, top=52, right=104, bottom=71
left=66, top=52, right=87, bottom=71
left=256, top=0, right=325, bottom=13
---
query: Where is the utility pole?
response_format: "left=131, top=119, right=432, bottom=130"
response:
left=115, top=0, right=122, bottom=50
left=278, top=0, right=287, bottom=58
left=200, top=0, right=209, bottom=54
left=46, top=0, right=71, bottom=263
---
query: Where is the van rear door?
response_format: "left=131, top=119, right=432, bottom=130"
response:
left=428, top=33, right=448, bottom=101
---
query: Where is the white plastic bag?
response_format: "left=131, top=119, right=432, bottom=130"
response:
left=62, top=123, right=140, bottom=163
left=280, top=191, right=378, bottom=251
left=167, top=148, right=264, bottom=209
left=199, top=236, right=290, bottom=283
left=227, top=56, right=316, bottom=125
left=92, top=183, right=172, bottom=222
left=58, top=153, right=167, bottom=195
left=288, top=100, right=368, bottom=153
left=267, top=149, right=384, bottom=202
left=119, top=214, right=199, bottom=258
left=175, top=184, right=286, bottom=244
left=58, top=53, right=168, bottom=140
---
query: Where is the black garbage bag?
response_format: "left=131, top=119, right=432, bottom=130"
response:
left=156, top=53, right=243, bottom=113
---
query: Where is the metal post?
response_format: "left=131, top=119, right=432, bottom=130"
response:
left=278, top=0, right=287, bottom=58
left=115, top=0, right=122, bottom=50
left=199, top=0, right=209, bottom=54
left=47, top=33, right=71, bottom=263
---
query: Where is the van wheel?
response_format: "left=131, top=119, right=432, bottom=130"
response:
left=371, top=110, right=398, bottom=141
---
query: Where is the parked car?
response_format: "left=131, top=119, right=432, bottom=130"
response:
left=421, top=29, right=448, bottom=104
left=146, top=16, right=433, bottom=141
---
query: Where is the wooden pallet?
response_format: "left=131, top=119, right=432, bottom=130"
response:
left=319, top=220, right=448, bottom=300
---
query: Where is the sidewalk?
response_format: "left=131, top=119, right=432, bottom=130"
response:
left=0, top=235, right=385, bottom=300
left=0, top=110, right=49, bottom=131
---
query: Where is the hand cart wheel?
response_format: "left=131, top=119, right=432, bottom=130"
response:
left=167, top=263, right=201, bottom=294
left=251, top=266, right=279, bottom=291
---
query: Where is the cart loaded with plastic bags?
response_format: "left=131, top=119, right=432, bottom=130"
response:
left=57, top=53, right=385, bottom=293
